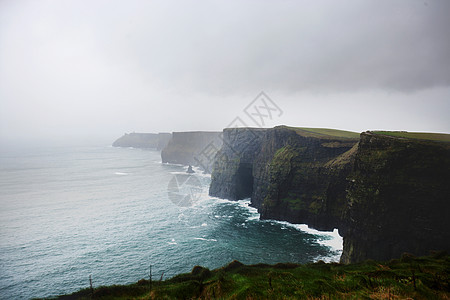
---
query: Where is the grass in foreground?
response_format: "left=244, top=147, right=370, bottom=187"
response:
left=373, top=131, right=450, bottom=142
left=50, top=252, right=449, bottom=300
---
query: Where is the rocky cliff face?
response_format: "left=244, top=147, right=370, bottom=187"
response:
left=157, top=133, right=172, bottom=151
left=340, top=131, right=450, bottom=263
left=253, top=127, right=358, bottom=231
left=113, top=133, right=159, bottom=148
left=113, top=132, right=172, bottom=150
left=210, top=126, right=358, bottom=230
left=209, top=128, right=266, bottom=200
left=161, top=131, right=222, bottom=172
left=209, top=126, right=450, bottom=263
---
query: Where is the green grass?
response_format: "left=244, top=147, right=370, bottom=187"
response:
left=325, top=142, right=359, bottom=168
left=373, top=131, right=450, bottom=142
left=52, top=252, right=450, bottom=299
left=277, top=126, right=361, bottom=139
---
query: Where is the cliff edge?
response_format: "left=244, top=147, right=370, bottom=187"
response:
left=340, top=131, right=450, bottom=263
left=112, top=132, right=172, bottom=149
left=209, top=126, right=450, bottom=263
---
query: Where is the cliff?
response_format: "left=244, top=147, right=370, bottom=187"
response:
left=112, top=132, right=172, bottom=149
left=209, top=128, right=267, bottom=200
left=210, top=126, right=359, bottom=231
left=209, top=126, right=450, bottom=263
left=340, top=131, right=450, bottom=263
left=157, top=132, right=172, bottom=151
left=161, top=131, right=222, bottom=172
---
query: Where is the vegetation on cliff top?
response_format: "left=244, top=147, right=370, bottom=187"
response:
left=282, top=126, right=361, bottom=140
left=52, top=253, right=449, bottom=299
left=372, top=131, right=450, bottom=142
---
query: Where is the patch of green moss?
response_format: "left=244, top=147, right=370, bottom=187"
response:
left=325, top=142, right=359, bottom=169
left=282, top=197, right=306, bottom=211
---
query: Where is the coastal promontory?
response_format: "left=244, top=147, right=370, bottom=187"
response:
left=112, top=132, right=172, bottom=150
left=209, top=126, right=450, bottom=263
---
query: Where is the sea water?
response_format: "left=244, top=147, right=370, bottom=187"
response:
left=0, top=145, right=342, bottom=299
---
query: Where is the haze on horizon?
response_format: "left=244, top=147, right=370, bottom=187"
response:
left=1, top=0, right=449, bottom=146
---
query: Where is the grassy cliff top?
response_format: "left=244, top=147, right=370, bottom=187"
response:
left=277, top=126, right=360, bottom=139
left=372, top=131, right=450, bottom=142
left=55, top=253, right=449, bottom=299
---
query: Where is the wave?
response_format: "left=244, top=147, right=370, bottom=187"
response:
left=114, top=172, right=130, bottom=175
left=194, top=237, right=217, bottom=242
left=167, top=238, right=177, bottom=245
left=263, top=219, right=343, bottom=262
left=208, top=197, right=343, bottom=262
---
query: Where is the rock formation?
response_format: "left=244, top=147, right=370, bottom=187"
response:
left=187, top=165, right=195, bottom=174
left=157, top=133, right=172, bottom=151
left=209, top=126, right=450, bottom=263
left=340, top=131, right=450, bottom=263
left=161, top=131, right=223, bottom=172
left=112, top=132, right=172, bottom=149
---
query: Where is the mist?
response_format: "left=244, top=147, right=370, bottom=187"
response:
left=1, top=0, right=449, bottom=146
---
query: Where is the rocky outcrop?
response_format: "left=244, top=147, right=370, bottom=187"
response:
left=157, top=133, right=172, bottom=151
left=209, top=128, right=267, bottom=200
left=112, top=132, right=172, bottom=149
left=340, top=131, right=450, bottom=263
left=113, top=133, right=158, bottom=148
left=209, top=126, right=450, bottom=263
left=161, top=131, right=222, bottom=172
left=210, top=126, right=358, bottom=231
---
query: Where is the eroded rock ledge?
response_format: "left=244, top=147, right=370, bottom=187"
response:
left=209, top=126, right=450, bottom=263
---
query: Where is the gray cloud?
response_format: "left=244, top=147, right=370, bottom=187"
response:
left=0, top=0, right=449, bottom=143
left=104, top=0, right=450, bottom=93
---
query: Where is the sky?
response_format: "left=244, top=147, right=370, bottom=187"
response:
left=1, top=0, right=449, bottom=145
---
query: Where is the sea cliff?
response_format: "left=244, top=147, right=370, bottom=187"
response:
left=340, top=131, right=450, bottom=263
left=112, top=132, right=172, bottom=150
left=161, top=131, right=222, bottom=172
left=209, top=126, right=450, bottom=263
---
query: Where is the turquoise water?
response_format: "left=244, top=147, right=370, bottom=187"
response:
left=0, top=146, right=341, bottom=299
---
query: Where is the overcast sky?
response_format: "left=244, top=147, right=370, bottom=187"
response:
left=1, top=0, right=449, bottom=145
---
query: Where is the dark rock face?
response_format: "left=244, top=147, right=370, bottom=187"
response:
left=112, top=133, right=159, bottom=148
left=209, top=128, right=266, bottom=200
left=253, top=128, right=357, bottom=231
left=210, top=126, right=357, bottom=231
left=209, top=126, right=450, bottom=263
left=161, top=131, right=222, bottom=172
left=340, top=132, right=450, bottom=263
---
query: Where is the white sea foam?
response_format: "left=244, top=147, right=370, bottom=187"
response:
left=264, top=219, right=343, bottom=262
left=190, top=166, right=212, bottom=178
left=162, top=162, right=184, bottom=167
left=114, top=172, right=129, bottom=175
left=194, top=237, right=217, bottom=242
left=217, top=197, right=343, bottom=262
left=169, top=171, right=192, bottom=175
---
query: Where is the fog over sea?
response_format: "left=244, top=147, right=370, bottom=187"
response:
left=0, top=145, right=342, bottom=299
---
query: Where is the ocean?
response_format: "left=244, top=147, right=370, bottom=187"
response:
left=0, top=145, right=342, bottom=299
